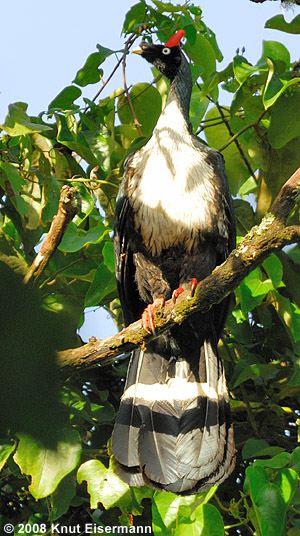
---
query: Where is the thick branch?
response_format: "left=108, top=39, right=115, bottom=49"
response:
left=57, top=167, right=300, bottom=375
left=24, top=186, right=78, bottom=284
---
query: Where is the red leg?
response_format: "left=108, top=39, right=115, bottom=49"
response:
left=142, top=297, right=165, bottom=334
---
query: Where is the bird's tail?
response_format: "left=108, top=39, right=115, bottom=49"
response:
left=111, top=331, right=235, bottom=494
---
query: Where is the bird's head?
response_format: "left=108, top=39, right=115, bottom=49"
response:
left=132, top=29, right=185, bottom=81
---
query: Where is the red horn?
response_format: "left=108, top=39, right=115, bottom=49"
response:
left=165, top=29, right=185, bottom=48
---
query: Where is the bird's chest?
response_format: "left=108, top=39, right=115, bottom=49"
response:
left=128, top=132, right=221, bottom=256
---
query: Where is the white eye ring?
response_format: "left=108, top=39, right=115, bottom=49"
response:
left=162, top=47, right=171, bottom=55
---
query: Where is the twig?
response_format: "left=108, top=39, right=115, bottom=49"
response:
left=122, top=36, right=143, bottom=137
left=218, top=109, right=268, bottom=152
left=57, top=166, right=300, bottom=374
left=24, top=186, right=78, bottom=284
left=215, top=99, right=257, bottom=182
left=196, top=84, right=257, bottom=181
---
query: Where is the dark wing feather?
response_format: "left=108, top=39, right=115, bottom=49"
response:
left=114, top=192, right=143, bottom=327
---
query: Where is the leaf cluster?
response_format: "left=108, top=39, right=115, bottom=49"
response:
left=1, top=1, right=300, bottom=534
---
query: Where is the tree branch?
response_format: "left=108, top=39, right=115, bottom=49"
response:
left=24, top=185, right=78, bottom=284
left=57, top=167, right=300, bottom=375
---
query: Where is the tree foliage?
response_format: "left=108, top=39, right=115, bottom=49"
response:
left=1, top=1, right=300, bottom=534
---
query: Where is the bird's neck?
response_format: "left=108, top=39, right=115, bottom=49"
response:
left=165, top=53, right=192, bottom=128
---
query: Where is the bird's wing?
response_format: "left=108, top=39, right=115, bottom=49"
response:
left=114, top=156, right=147, bottom=327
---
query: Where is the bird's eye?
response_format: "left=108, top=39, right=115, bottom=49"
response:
left=162, top=47, right=171, bottom=55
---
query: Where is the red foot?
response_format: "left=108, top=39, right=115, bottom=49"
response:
left=190, top=278, right=197, bottom=297
left=172, top=287, right=184, bottom=303
left=142, top=297, right=165, bottom=334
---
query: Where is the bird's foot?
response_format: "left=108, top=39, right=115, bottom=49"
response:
left=172, top=278, right=198, bottom=303
left=142, top=297, right=165, bottom=334
left=172, top=287, right=184, bottom=303
left=190, top=278, right=197, bottom=297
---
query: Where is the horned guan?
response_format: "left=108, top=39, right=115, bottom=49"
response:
left=111, top=30, right=236, bottom=494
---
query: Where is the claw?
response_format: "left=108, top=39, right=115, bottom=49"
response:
left=142, top=297, right=165, bottom=334
left=172, top=286, right=184, bottom=303
left=190, top=278, right=197, bottom=297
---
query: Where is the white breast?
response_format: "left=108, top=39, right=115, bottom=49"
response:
left=128, top=100, right=225, bottom=256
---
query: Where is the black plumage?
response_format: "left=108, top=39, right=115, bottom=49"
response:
left=111, top=31, right=236, bottom=494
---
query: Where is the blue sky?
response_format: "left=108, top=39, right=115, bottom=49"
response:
left=1, top=0, right=300, bottom=340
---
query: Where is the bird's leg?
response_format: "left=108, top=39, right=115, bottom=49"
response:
left=142, top=297, right=165, bottom=334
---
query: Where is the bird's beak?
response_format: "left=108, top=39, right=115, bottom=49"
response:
left=132, top=45, right=143, bottom=55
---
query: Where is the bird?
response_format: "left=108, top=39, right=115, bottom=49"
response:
left=111, top=29, right=236, bottom=495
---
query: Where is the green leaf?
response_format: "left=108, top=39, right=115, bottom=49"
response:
left=102, top=240, right=115, bottom=272
left=262, top=59, right=300, bottom=109
left=256, top=484, right=286, bottom=536
left=290, top=447, right=300, bottom=475
left=273, top=290, right=300, bottom=343
left=238, top=176, right=257, bottom=197
left=85, top=263, right=116, bottom=307
left=152, top=1, right=184, bottom=12
left=49, top=473, right=76, bottom=521
left=262, top=254, right=283, bottom=288
left=263, top=59, right=284, bottom=109
left=184, top=33, right=216, bottom=81
left=265, top=14, right=300, bottom=34
left=289, top=364, right=300, bottom=387
left=56, top=113, right=98, bottom=165
left=77, top=458, right=130, bottom=510
left=269, top=91, right=300, bottom=148
left=237, top=267, right=267, bottom=313
left=247, top=465, right=287, bottom=536
left=72, top=183, right=95, bottom=226
left=242, top=438, right=279, bottom=460
left=257, top=137, right=300, bottom=212
left=0, top=439, right=16, bottom=471
left=274, top=468, right=298, bottom=506
left=115, top=124, right=139, bottom=149
left=123, top=2, right=147, bottom=33
left=233, top=55, right=262, bottom=86
left=58, top=221, right=109, bottom=252
left=232, top=363, right=277, bottom=388
left=246, top=465, right=270, bottom=501
left=0, top=161, right=28, bottom=217
left=48, top=86, right=82, bottom=112
left=81, top=125, right=112, bottom=170
left=153, top=492, right=198, bottom=529
left=233, top=199, right=255, bottom=236
left=261, top=41, right=290, bottom=69
left=90, top=401, right=115, bottom=422
left=14, top=429, right=82, bottom=499
left=255, top=452, right=291, bottom=469
left=246, top=278, right=274, bottom=297
left=190, top=88, right=209, bottom=130
left=0, top=103, right=52, bottom=136
left=118, top=83, right=162, bottom=137
left=74, top=45, right=115, bottom=87
left=191, top=503, right=224, bottom=536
